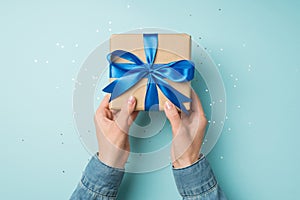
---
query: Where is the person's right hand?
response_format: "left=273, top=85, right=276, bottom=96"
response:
left=163, top=89, right=208, bottom=169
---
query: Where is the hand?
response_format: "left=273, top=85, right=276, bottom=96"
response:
left=164, top=89, right=207, bottom=169
left=94, top=95, right=139, bottom=168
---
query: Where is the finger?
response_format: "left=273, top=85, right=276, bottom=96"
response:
left=99, top=94, right=110, bottom=110
left=95, top=95, right=112, bottom=119
left=115, top=96, right=137, bottom=133
left=191, top=89, right=205, bottom=116
left=164, top=101, right=181, bottom=135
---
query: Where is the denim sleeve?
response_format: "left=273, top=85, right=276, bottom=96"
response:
left=172, top=155, right=227, bottom=200
left=70, top=154, right=125, bottom=200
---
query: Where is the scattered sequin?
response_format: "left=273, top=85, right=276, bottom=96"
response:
left=56, top=42, right=60, bottom=46
left=220, top=156, right=224, bottom=159
left=205, top=89, right=209, bottom=92
left=127, top=4, right=130, bottom=8
left=220, top=48, right=223, bottom=51
left=248, top=64, right=252, bottom=72
left=72, top=60, right=75, bottom=63
left=108, top=28, right=112, bottom=32
left=45, top=60, right=49, bottom=64
left=61, top=45, right=64, bottom=49
left=218, top=63, right=221, bottom=66
left=233, top=85, right=237, bottom=88
left=34, top=59, right=38, bottom=63
left=96, top=29, right=99, bottom=32
left=237, top=105, right=241, bottom=109
left=75, top=44, right=79, bottom=47
left=108, top=21, right=112, bottom=24
left=228, top=127, right=231, bottom=131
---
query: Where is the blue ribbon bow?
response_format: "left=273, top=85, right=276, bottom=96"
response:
left=102, top=33, right=195, bottom=114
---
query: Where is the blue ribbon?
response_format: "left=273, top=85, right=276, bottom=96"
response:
left=102, top=33, right=195, bottom=114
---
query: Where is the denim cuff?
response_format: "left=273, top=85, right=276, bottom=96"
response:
left=172, top=155, right=217, bottom=197
left=80, top=154, right=125, bottom=197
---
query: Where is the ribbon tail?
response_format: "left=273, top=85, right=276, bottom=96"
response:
left=156, top=81, right=192, bottom=114
left=102, top=72, right=147, bottom=101
left=145, top=77, right=159, bottom=111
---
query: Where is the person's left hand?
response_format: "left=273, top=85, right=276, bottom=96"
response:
left=94, top=95, right=139, bottom=168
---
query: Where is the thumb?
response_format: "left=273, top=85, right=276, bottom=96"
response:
left=115, top=96, right=136, bottom=133
left=164, top=101, right=181, bottom=135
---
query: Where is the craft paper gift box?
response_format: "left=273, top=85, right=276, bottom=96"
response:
left=102, top=33, right=195, bottom=113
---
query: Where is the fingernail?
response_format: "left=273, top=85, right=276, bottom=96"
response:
left=165, top=101, right=172, bottom=109
left=128, top=96, right=135, bottom=104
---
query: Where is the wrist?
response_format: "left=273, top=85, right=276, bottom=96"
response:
left=97, top=152, right=127, bottom=169
left=172, top=154, right=202, bottom=169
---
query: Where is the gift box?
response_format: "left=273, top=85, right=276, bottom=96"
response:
left=102, top=33, right=195, bottom=113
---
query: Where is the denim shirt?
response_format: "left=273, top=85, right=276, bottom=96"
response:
left=70, top=154, right=226, bottom=200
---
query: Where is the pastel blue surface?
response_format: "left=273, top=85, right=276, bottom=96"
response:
left=0, top=0, right=299, bottom=199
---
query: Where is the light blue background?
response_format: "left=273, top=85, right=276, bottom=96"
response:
left=1, top=0, right=299, bottom=199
